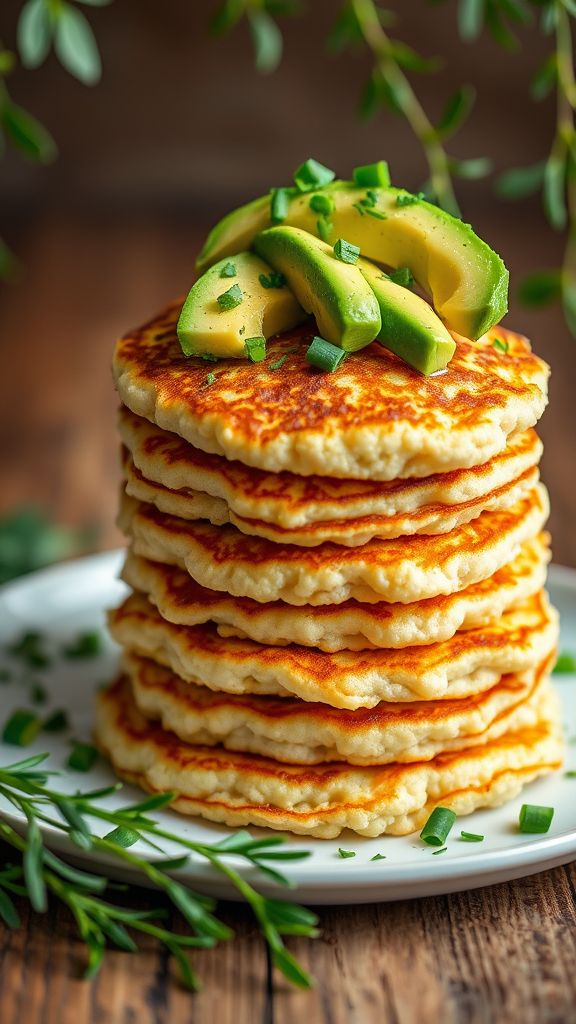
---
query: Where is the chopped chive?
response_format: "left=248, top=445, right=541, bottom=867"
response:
left=420, top=806, right=456, bottom=846
left=353, top=201, right=366, bottom=216
left=352, top=160, right=391, bottom=187
left=2, top=709, right=43, bottom=747
left=270, top=187, right=293, bottom=224
left=67, top=742, right=99, bottom=772
left=63, top=632, right=102, bottom=660
left=293, top=158, right=335, bottom=193
left=269, top=354, right=290, bottom=371
left=43, top=709, right=69, bottom=733
left=370, top=853, right=386, bottom=861
left=205, top=372, right=216, bottom=386
left=460, top=831, right=484, bottom=842
left=362, top=190, right=378, bottom=207
left=519, top=804, right=554, bottom=834
left=306, top=336, right=347, bottom=372
left=245, top=336, right=267, bottom=363
left=553, top=651, right=576, bottom=674
left=333, top=238, right=360, bottom=264
left=259, top=271, right=286, bottom=289
left=201, top=352, right=219, bottom=362
left=220, top=261, right=236, bottom=278
left=387, top=266, right=414, bottom=289
left=217, top=284, right=243, bottom=311
left=492, top=337, right=509, bottom=354
left=316, top=217, right=334, bottom=242
left=29, top=684, right=47, bottom=705
left=432, top=846, right=448, bottom=855
left=364, top=207, right=387, bottom=220
left=337, top=848, right=356, bottom=859
left=104, top=825, right=140, bottom=849
left=309, top=192, right=335, bottom=215
left=0, top=669, right=11, bottom=683
left=396, top=191, right=425, bottom=207
left=7, top=631, right=50, bottom=670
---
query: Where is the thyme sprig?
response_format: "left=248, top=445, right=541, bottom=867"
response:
left=0, top=752, right=318, bottom=989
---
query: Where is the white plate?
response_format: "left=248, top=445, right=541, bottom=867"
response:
left=0, top=551, right=574, bottom=905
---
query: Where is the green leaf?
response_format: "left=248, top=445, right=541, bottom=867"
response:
left=517, top=269, right=562, bottom=307
left=0, top=50, right=16, bottom=75
left=458, top=0, right=484, bottom=40
left=496, top=161, right=546, bottom=199
left=435, top=85, right=476, bottom=140
left=210, top=0, right=245, bottom=35
left=543, top=155, right=567, bottom=229
left=0, top=237, right=18, bottom=280
left=17, top=0, right=52, bottom=69
left=0, top=888, right=21, bottom=928
left=485, top=4, right=520, bottom=49
left=23, top=818, right=46, bottom=912
left=562, top=274, right=576, bottom=336
left=326, top=4, right=363, bottom=52
left=553, top=650, right=576, bottom=673
left=451, top=156, right=492, bottom=179
left=378, top=72, right=411, bottom=115
left=272, top=945, right=313, bottom=988
left=388, top=40, right=442, bottom=73
left=531, top=54, right=557, bottom=100
left=248, top=11, right=282, bottom=73
left=2, top=102, right=56, bottom=163
left=42, top=851, right=107, bottom=892
left=54, top=4, right=102, bottom=85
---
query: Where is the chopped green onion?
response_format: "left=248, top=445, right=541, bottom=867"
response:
left=201, top=352, right=219, bottom=362
left=333, top=238, right=360, bottom=264
left=352, top=160, right=391, bottom=187
left=29, top=684, right=47, bottom=705
left=2, top=709, right=43, bottom=746
left=432, top=846, right=448, bottom=855
left=337, top=848, right=356, bottom=859
left=67, top=742, right=99, bottom=772
left=8, top=631, right=50, bottom=670
left=104, top=826, right=140, bottom=849
left=245, top=336, right=267, bottom=362
left=518, top=804, right=554, bottom=834
left=205, top=372, right=216, bottom=386
left=269, top=354, right=290, bottom=371
left=306, top=336, right=347, bottom=372
left=370, top=853, right=386, bottom=861
left=420, top=806, right=456, bottom=846
left=353, top=201, right=366, bottom=216
left=217, top=284, right=243, bottom=311
left=316, top=217, right=334, bottom=242
left=388, top=266, right=414, bottom=289
left=553, top=651, right=576, bottom=674
left=270, top=187, right=293, bottom=224
left=293, top=158, right=335, bottom=193
left=460, top=831, right=484, bottom=842
left=364, top=207, right=387, bottom=220
left=309, top=192, right=335, bottom=215
left=259, top=271, right=286, bottom=289
left=396, top=191, right=425, bottom=207
left=63, top=631, right=102, bottom=659
left=220, top=261, right=236, bottom=278
left=492, top=337, right=509, bottom=353
left=43, top=709, right=69, bottom=733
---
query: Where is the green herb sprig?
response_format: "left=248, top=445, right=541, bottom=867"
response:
left=0, top=753, right=318, bottom=989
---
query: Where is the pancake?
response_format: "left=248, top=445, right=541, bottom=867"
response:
left=121, top=447, right=540, bottom=547
left=108, top=589, right=559, bottom=707
left=121, top=534, right=550, bottom=651
left=113, top=306, right=549, bottom=480
left=118, top=485, right=549, bottom=606
left=94, top=677, right=563, bottom=838
left=118, top=406, right=543, bottom=530
left=125, top=649, right=553, bottom=766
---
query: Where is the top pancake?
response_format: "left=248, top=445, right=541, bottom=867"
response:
left=113, top=302, right=549, bottom=480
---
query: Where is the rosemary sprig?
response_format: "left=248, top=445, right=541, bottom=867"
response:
left=0, top=753, right=318, bottom=989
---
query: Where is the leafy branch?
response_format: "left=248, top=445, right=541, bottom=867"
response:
left=0, top=752, right=318, bottom=989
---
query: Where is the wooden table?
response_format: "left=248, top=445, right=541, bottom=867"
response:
left=0, top=215, right=575, bottom=1023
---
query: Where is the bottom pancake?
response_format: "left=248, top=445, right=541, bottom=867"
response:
left=123, top=649, right=555, bottom=766
left=94, top=677, right=563, bottom=839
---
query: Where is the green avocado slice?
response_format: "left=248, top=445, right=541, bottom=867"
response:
left=253, top=226, right=382, bottom=352
left=197, top=185, right=508, bottom=340
left=177, top=251, right=307, bottom=359
left=358, top=258, right=456, bottom=375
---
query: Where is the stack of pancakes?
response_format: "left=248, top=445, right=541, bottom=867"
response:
left=96, top=303, right=563, bottom=838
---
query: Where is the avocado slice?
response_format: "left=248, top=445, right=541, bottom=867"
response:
left=197, top=185, right=508, bottom=340
left=177, top=251, right=306, bottom=360
left=253, top=226, right=382, bottom=352
left=358, top=257, right=456, bottom=375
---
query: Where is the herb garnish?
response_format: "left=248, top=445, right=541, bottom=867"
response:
left=333, top=238, right=360, bottom=264
left=293, top=158, right=335, bottom=192
left=553, top=651, right=576, bottom=673
left=245, top=336, right=267, bottom=362
left=67, top=741, right=99, bottom=772
left=396, top=191, right=426, bottom=207
left=62, top=631, right=102, bottom=660
left=519, top=803, right=554, bottom=834
left=205, top=372, right=216, bottom=386
left=492, top=337, right=509, bottom=353
left=370, top=853, right=386, bottom=861
left=309, top=192, right=335, bottom=216
left=337, top=848, right=356, bottom=859
left=217, top=284, right=243, bottom=311
left=420, top=807, right=456, bottom=846
left=316, top=216, right=333, bottom=242
left=388, top=266, right=414, bottom=288
left=269, top=354, right=290, bottom=370
left=460, top=831, right=484, bottom=842
left=0, top=753, right=317, bottom=989
left=259, top=271, right=286, bottom=289
left=220, top=261, right=236, bottom=278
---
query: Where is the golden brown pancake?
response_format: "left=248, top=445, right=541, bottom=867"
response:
left=120, top=534, right=550, bottom=651
left=94, top=676, right=563, bottom=838
left=118, top=405, right=543, bottom=531
left=108, top=589, right=559, bottom=707
left=125, top=648, right=553, bottom=766
left=113, top=304, right=549, bottom=480
left=118, top=485, right=549, bottom=605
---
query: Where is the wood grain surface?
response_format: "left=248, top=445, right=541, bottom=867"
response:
left=0, top=216, right=575, bottom=1024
